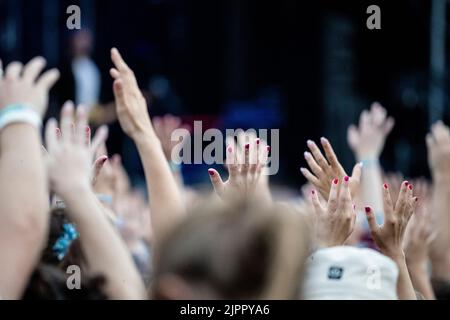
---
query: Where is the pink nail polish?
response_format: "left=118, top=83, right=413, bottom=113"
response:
left=408, top=184, right=413, bottom=190
left=245, top=143, right=250, bottom=150
left=383, top=183, right=388, bottom=189
left=228, top=146, right=232, bottom=153
left=353, top=204, right=356, bottom=210
left=344, top=176, right=349, bottom=182
left=415, top=197, right=419, bottom=202
left=365, top=207, right=371, bottom=213
left=208, top=169, right=215, bottom=176
left=311, top=190, right=315, bottom=195
left=256, top=139, right=260, bottom=145
left=404, top=181, right=409, bottom=186
left=333, top=178, right=339, bottom=185
left=85, top=126, right=90, bottom=133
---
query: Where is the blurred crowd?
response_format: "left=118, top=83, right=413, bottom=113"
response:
left=1, top=43, right=450, bottom=300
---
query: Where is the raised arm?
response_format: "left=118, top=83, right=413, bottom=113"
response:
left=0, top=57, right=59, bottom=299
left=109, top=48, right=185, bottom=248
left=426, top=121, right=450, bottom=281
left=348, top=102, right=394, bottom=214
left=365, top=181, right=417, bottom=300
left=45, top=102, right=146, bottom=299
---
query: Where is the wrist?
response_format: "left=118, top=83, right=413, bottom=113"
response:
left=382, top=249, right=406, bottom=264
left=58, top=181, right=92, bottom=203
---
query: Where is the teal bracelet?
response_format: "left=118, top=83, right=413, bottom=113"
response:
left=359, top=158, right=379, bottom=167
left=0, top=103, right=37, bottom=116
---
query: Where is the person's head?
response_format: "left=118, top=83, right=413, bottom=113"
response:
left=152, top=199, right=310, bottom=299
left=41, top=208, right=84, bottom=269
left=70, top=29, right=94, bottom=58
left=23, top=264, right=106, bottom=300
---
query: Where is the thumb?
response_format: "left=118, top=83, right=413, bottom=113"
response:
left=351, top=162, right=363, bottom=184
left=365, top=206, right=379, bottom=234
left=92, top=155, right=108, bottom=185
left=208, top=169, right=225, bottom=196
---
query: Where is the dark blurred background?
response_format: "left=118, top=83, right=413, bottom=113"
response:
left=0, top=0, right=447, bottom=189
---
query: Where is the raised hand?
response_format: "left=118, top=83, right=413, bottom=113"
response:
left=300, top=137, right=362, bottom=200
left=45, top=101, right=93, bottom=197
left=0, top=57, right=59, bottom=116
left=310, top=176, right=356, bottom=248
left=110, top=48, right=152, bottom=139
left=426, top=121, right=450, bottom=179
left=365, top=181, right=417, bottom=259
left=347, top=102, right=394, bottom=160
left=208, top=137, right=270, bottom=202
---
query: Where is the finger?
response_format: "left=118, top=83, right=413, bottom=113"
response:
left=55, top=127, right=62, bottom=140
left=311, top=189, right=324, bottom=214
left=383, top=117, right=395, bottom=135
left=426, top=133, right=435, bottom=150
left=395, top=181, right=410, bottom=214
left=328, top=178, right=339, bottom=211
left=371, top=102, right=387, bottom=127
left=226, top=144, right=238, bottom=178
left=60, top=101, right=75, bottom=142
left=5, top=61, right=23, bottom=80
left=112, top=79, right=126, bottom=106
left=337, top=176, right=351, bottom=212
left=307, top=140, right=330, bottom=171
left=304, top=151, right=323, bottom=177
left=45, top=118, right=59, bottom=153
left=382, top=182, right=395, bottom=219
left=75, top=105, right=88, bottom=145
left=110, top=67, right=121, bottom=79
left=320, top=137, right=343, bottom=170
left=360, top=110, right=371, bottom=129
left=111, top=48, right=131, bottom=73
left=351, top=162, right=363, bottom=184
left=22, top=57, right=46, bottom=83
left=85, top=126, right=91, bottom=147
left=92, top=156, right=109, bottom=185
left=241, top=143, right=250, bottom=175
left=365, top=206, right=379, bottom=235
left=208, top=169, right=225, bottom=196
left=36, top=68, right=60, bottom=90
left=249, top=139, right=259, bottom=175
left=300, top=167, right=320, bottom=186
left=91, top=125, right=109, bottom=154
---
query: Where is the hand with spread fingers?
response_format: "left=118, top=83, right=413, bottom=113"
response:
left=208, top=137, right=270, bottom=202
left=0, top=56, right=59, bottom=116
left=365, top=181, right=418, bottom=300
left=300, top=137, right=362, bottom=201
left=347, top=102, right=394, bottom=160
left=310, top=176, right=356, bottom=248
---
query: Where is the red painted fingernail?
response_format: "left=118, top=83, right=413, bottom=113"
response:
left=101, top=157, right=108, bottom=164
left=383, top=183, right=388, bottom=189
left=256, top=139, right=260, bottom=145
left=267, top=146, right=271, bottom=152
left=353, top=204, right=356, bottom=210
left=333, top=178, right=339, bottom=185
left=245, top=143, right=250, bottom=150
left=408, top=184, right=413, bottom=190
left=344, top=176, right=349, bottom=182
left=415, top=197, right=419, bottom=202
left=228, top=146, right=232, bottom=153
left=365, top=207, right=371, bottom=213
left=404, top=181, right=409, bottom=186
left=208, top=169, right=215, bottom=176
left=85, top=126, right=90, bottom=133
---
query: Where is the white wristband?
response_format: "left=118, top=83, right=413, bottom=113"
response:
left=0, top=105, right=42, bottom=131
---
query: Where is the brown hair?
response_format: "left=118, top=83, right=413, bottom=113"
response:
left=153, top=198, right=310, bottom=299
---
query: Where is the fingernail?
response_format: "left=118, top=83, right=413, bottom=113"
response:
left=353, top=204, right=356, bottom=210
left=408, top=184, right=413, bottom=190
left=404, top=181, right=409, bottom=186
left=311, top=190, right=315, bottom=195
left=85, top=126, right=90, bottom=133
left=101, top=157, right=108, bottom=164
left=333, top=178, right=339, bottom=185
left=300, top=167, right=305, bottom=173
left=307, top=140, right=313, bottom=146
left=256, top=139, right=260, bottom=145
left=344, top=176, right=349, bottom=182
left=415, top=197, right=419, bottom=202
left=383, top=183, right=388, bottom=189
left=227, top=146, right=232, bottom=153
left=267, top=146, right=271, bottom=152
left=365, top=207, right=371, bottom=213
left=304, top=152, right=311, bottom=158
left=320, top=137, right=328, bottom=144
left=208, top=169, right=215, bottom=176
left=245, top=143, right=250, bottom=150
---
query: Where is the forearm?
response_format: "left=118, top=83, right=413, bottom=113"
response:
left=0, top=124, right=49, bottom=298
left=358, top=157, right=384, bottom=214
left=133, top=129, right=185, bottom=247
left=63, top=184, right=146, bottom=300
left=408, top=263, right=435, bottom=300
left=390, top=254, right=417, bottom=300
left=429, top=177, right=450, bottom=280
